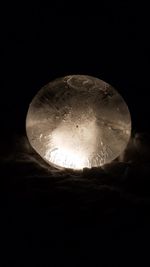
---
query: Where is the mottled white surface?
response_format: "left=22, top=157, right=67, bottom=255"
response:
left=26, top=75, right=131, bottom=169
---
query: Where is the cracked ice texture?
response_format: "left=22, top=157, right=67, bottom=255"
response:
left=26, top=75, right=131, bottom=169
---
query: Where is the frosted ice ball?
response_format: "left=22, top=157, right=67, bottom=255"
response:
left=26, top=75, right=131, bottom=170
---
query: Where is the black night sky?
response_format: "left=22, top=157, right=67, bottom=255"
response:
left=1, top=2, right=150, bottom=266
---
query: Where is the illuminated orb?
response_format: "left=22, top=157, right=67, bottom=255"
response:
left=26, top=75, right=131, bottom=170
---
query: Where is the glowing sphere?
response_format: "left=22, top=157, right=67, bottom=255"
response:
left=26, top=75, right=131, bottom=170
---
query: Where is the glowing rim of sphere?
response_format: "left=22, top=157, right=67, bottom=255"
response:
left=26, top=75, right=131, bottom=170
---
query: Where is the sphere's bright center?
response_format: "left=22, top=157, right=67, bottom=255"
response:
left=44, top=118, right=98, bottom=169
left=45, top=147, right=88, bottom=169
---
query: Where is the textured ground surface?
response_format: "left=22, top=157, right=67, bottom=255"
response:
left=1, top=134, right=150, bottom=266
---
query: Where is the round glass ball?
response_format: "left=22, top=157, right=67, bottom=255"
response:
left=26, top=75, right=131, bottom=170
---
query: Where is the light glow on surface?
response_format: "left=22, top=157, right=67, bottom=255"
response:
left=44, top=119, right=98, bottom=169
left=45, top=147, right=89, bottom=169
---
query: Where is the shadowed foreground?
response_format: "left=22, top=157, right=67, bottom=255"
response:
left=1, top=133, right=150, bottom=266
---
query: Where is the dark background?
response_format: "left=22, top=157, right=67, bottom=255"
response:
left=1, top=2, right=150, bottom=266
left=1, top=2, right=150, bottom=142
